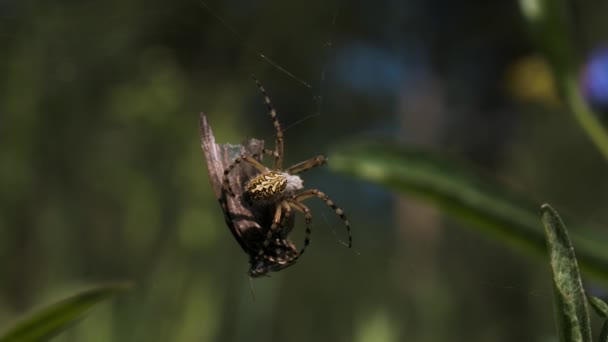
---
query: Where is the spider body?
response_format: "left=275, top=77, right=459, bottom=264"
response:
left=223, top=77, right=352, bottom=271
left=245, top=171, right=303, bottom=204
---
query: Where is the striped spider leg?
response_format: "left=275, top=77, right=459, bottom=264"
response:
left=222, top=78, right=352, bottom=269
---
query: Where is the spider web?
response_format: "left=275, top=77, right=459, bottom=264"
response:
left=197, top=0, right=337, bottom=132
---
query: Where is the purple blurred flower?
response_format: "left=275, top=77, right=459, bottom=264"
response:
left=581, top=47, right=608, bottom=110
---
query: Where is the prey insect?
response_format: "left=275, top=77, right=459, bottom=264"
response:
left=222, top=77, right=352, bottom=271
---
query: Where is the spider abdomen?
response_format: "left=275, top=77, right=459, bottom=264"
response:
left=246, top=171, right=303, bottom=203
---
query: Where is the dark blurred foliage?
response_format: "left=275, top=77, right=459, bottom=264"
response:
left=1, top=0, right=608, bottom=341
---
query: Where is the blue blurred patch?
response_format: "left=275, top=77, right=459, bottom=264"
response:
left=332, top=43, right=411, bottom=96
left=581, top=47, right=608, bottom=110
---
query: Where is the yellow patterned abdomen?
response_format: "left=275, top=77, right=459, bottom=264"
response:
left=246, top=171, right=288, bottom=202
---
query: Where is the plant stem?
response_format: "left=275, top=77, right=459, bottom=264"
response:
left=565, top=75, right=608, bottom=161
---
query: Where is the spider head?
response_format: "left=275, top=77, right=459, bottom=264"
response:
left=245, top=171, right=303, bottom=204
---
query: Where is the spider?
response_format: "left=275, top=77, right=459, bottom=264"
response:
left=222, top=77, right=352, bottom=269
left=200, top=112, right=299, bottom=278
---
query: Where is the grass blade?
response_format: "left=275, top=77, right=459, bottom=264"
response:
left=329, top=141, right=608, bottom=285
left=0, top=283, right=131, bottom=342
left=589, top=296, right=608, bottom=319
left=541, top=204, right=591, bottom=342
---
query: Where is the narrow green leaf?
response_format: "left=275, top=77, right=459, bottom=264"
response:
left=588, top=296, right=608, bottom=319
left=0, top=283, right=131, bottom=342
left=329, top=141, right=608, bottom=285
left=541, top=204, right=592, bottom=342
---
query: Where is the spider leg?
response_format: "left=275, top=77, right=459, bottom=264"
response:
left=286, top=199, right=312, bottom=257
left=258, top=200, right=292, bottom=257
left=286, top=155, right=327, bottom=175
left=222, top=154, right=267, bottom=197
left=294, top=189, right=352, bottom=248
left=252, top=76, right=284, bottom=170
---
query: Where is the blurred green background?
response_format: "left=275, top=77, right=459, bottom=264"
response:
left=1, top=0, right=608, bottom=341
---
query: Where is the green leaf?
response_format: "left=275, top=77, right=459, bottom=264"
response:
left=541, top=204, right=591, bottom=342
left=519, top=0, right=608, bottom=161
left=0, top=283, right=131, bottom=342
left=329, top=141, right=608, bottom=285
left=588, top=296, right=608, bottom=319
